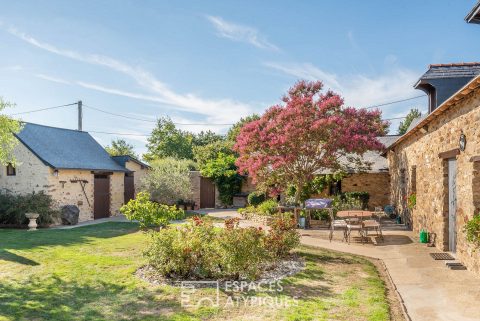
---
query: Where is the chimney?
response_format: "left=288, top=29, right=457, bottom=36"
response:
left=414, top=63, right=480, bottom=114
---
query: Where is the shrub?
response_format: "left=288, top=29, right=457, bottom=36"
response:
left=265, top=215, right=300, bottom=259
left=257, top=199, right=278, bottom=216
left=332, top=193, right=364, bottom=212
left=343, top=192, right=370, bottom=209
left=141, top=157, right=194, bottom=205
left=120, top=191, right=185, bottom=229
left=247, top=191, right=265, bottom=206
left=464, top=214, right=480, bottom=249
left=144, top=217, right=220, bottom=279
left=310, top=209, right=331, bottom=221
left=144, top=215, right=299, bottom=280
left=218, top=220, right=268, bottom=279
left=0, top=190, right=59, bottom=227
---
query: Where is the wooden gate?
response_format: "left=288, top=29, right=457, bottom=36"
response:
left=124, top=174, right=135, bottom=204
left=200, top=177, right=215, bottom=208
left=94, top=174, right=110, bottom=219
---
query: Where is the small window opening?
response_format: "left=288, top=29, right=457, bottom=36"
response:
left=6, top=163, right=16, bottom=176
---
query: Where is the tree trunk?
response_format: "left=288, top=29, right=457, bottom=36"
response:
left=294, top=181, right=303, bottom=206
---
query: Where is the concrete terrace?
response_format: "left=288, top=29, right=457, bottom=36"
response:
left=203, top=209, right=480, bottom=321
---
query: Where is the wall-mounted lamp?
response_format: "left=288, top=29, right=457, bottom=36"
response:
left=53, top=169, right=59, bottom=177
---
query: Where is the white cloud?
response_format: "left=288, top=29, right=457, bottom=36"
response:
left=35, top=73, right=71, bottom=84
left=206, top=15, right=279, bottom=51
left=8, top=26, right=255, bottom=127
left=263, top=61, right=422, bottom=109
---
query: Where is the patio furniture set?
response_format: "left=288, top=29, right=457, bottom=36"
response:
left=279, top=199, right=384, bottom=244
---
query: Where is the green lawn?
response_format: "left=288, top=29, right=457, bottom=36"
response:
left=0, top=223, right=391, bottom=321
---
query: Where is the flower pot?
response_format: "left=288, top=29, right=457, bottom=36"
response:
left=298, top=217, right=306, bottom=229
left=25, top=212, right=40, bottom=231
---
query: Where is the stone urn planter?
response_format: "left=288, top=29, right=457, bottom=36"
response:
left=25, top=213, right=40, bottom=231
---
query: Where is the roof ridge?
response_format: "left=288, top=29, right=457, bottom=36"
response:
left=22, top=122, right=88, bottom=134
left=429, top=62, right=480, bottom=68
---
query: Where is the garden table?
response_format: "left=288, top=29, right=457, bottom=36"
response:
left=336, top=210, right=373, bottom=219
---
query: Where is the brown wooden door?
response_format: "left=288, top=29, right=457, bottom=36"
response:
left=94, top=175, right=110, bottom=219
left=200, top=177, right=215, bottom=208
left=124, top=174, right=135, bottom=204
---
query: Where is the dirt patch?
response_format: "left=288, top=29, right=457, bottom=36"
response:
left=369, top=258, right=408, bottom=321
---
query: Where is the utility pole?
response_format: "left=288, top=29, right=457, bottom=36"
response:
left=77, top=100, right=83, bottom=131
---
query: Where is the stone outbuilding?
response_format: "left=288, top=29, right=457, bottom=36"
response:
left=313, top=135, right=399, bottom=210
left=0, top=123, right=148, bottom=223
left=386, top=64, right=480, bottom=274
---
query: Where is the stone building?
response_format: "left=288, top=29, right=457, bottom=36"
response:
left=386, top=64, right=480, bottom=273
left=313, top=136, right=399, bottom=210
left=0, top=123, right=148, bottom=223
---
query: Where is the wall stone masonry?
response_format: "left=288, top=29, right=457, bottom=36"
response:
left=342, top=173, right=391, bottom=210
left=388, top=89, right=480, bottom=274
left=0, top=142, right=50, bottom=194
left=124, top=161, right=148, bottom=196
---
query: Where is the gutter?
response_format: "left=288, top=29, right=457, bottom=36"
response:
left=384, top=74, right=480, bottom=154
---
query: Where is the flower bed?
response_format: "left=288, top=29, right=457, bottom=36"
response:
left=143, top=215, right=300, bottom=281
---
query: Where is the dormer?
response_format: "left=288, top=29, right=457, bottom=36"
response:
left=414, top=63, right=480, bottom=114
left=466, top=1, right=480, bottom=24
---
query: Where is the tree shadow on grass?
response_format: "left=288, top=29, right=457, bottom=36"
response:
left=0, top=222, right=140, bottom=266
left=0, top=249, right=39, bottom=265
left=0, top=222, right=139, bottom=250
left=0, top=275, right=192, bottom=321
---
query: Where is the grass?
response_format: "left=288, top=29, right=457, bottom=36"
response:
left=0, top=222, right=391, bottom=321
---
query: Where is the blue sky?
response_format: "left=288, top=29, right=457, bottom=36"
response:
left=1, top=0, right=479, bottom=155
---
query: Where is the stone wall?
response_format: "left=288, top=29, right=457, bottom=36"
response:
left=189, top=171, right=201, bottom=210
left=124, top=161, right=148, bottom=195
left=47, top=169, right=95, bottom=222
left=342, top=173, right=391, bottom=210
left=311, top=173, right=390, bottom=210
left=0, top=142, right=50, bottom=194
left=110, top=172, right=125, bottom=216
left=388, top=88, right=480, bottom=274
left=241, top=177, right=256, bottom=194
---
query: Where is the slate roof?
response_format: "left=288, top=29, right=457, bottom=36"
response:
left=112, top=155, right=150, bottom=169
left=316, top=135, right=400, bottom=174
left=465, top=1, right=480, bottom=24
left=16, top=123, right=129, bottom=172
left=405, top=115, right=427, bottom=133
left=415, top=63, right=480, bottom=83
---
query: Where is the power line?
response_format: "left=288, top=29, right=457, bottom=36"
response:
left=363, top=95, right=426, bottom=109
left=87, top=130, right=150, bottom=137
left=9, top=102, right=77, bottom=116
left=83, top=104, right=234, bottom=126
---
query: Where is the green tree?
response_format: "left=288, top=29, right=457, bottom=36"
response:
left=200, top=152, right=244, bottom=205
left=141, top=157, right=196, bottom=205
left=105, top=138, right=138, bottom=158
left=226, top=114, right=260, bottom=142
left=193, top=140, right=234, bottom=168
left=144, top=117, right=194, bottom=162
left=398, top=109, right=422, bottom=135
left=192, top=130, right=224, bottom=147
left=0, top=98, right=22, bottom=165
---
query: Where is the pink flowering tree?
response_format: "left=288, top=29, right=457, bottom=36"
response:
left=234, top=80, right=388, bottom=203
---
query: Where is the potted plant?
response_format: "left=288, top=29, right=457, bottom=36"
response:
left=298, top=210, right=307, bottom=229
